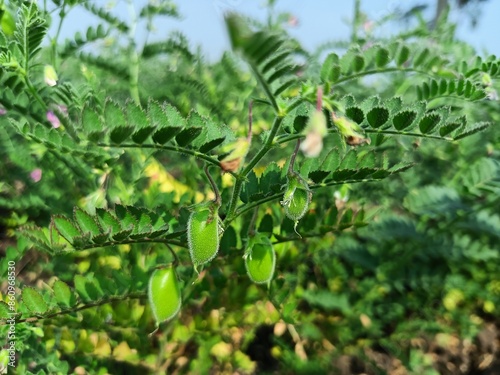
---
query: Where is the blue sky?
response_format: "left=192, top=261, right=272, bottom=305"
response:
left=48, top=0, right=500, bottom=60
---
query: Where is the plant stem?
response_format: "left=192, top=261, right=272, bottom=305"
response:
left=52, top=238, right=187, bottom=256
left=233, top=177, right=393, bottom=220
left=247, top=100, right=253, bottom=142
left=242, top=115, right=285, bottom=176
left=53, top=105, right=79, bottom=141
left=224, top=98, right=303, bottom=223
left=51, top=3, right=67, bottom=68
left=225, top=115, right=285, bottom=223
left=126, top=0, right=140, bottom=104
left=276, top=133, right=303, bottom=145
left=97, top=143, right=235, bottom=176
left=363, top=128, right=453, bottom=141
left=278, top=126, right=454, bottom=143
left=204, top=165, right=221, bottom=205
left=248, top=207, right=259, bottom=237
left=250, top=63, right=279, bottom=113
left=288, top=138, right=301, bottom=174
left=5, top=292, right=146, bottom=325
left=25, top=77, right=47, bottom=111
left=166, top=243, right=179, bottom=267
left=352, top=0, right=361, bottom=43
left=331, top=67, right=434, bottom=87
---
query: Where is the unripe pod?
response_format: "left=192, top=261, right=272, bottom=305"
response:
left=281, top=173, right=312, bottom=222
left=244, top=234, right=275, bottom=284
left=187, top=203, right=221, bottom=267
left=148, top=266, right=181, bottom=325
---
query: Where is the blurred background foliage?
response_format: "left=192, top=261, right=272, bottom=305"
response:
left=0, top=0, right=499, bottom=374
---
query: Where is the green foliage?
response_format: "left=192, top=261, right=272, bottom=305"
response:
left=21, top=287, right=48, bottom=314
left=226, top=13, right=300, bottom=110
left=22, top=205, right=173, bottom=253
left=337, top=93, right=490, bottom=141
left=76, top=51, right=131, bottom=80
left=142, top=32, right=193, bottom=60
left=139, top=1, right=179, bottom=19
left=1, top=1, right=500, bottom=374
left=59, top=24, right=109, bottom=58
left=81, top=2, right=129, bottom=33
left=7, top=3, right=47, bottom=69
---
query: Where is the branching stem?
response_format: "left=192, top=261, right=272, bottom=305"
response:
left=97, top=143, right=236, bottom=177
left=4, top=293, right=146, bottom=325
left=288, top=139, right=301, bottom=174
left=204, top=165, right=221, bottom=205
left=247, top=100, right=253, bottom=142
left=331, top=67, right=434, bottom=87
left=225, top=115, right=285, bottom=223
left=126, top=0, right=140, bottom=104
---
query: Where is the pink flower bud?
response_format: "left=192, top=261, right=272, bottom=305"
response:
left=288, top=15, right=299, bottom=27
left=30, top=168, right=42, bottom=182
left=363, top=20, right=374, bottom=33
left=46, top=111, right=61, bottom=128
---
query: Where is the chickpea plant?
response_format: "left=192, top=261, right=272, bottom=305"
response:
left=1, top=1, right=500, bottom=372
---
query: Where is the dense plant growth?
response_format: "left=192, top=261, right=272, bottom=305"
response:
left=1, top=0, right=499, bottom=373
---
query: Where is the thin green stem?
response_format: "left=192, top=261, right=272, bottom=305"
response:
left=204, top=165, right=221, bottom=205
left=225, top=178, right=244, bottom=225
left=234, top=177, right=389, bottom=220
left=224, top=115, right=285, bottom=223
left=5, top=292, right=146, bottom=325
left=97, top=143, right=235, bottom=177
left=352, top=0, right=361, bottom=43
left=224, top=98, right=303, bottom=223
left=247, top=100, right=253, bottom=142
left=235, top=194, right=280, bottom=219
left=331, top=67, right=434, bottom=86
left=250, top=63, right=279, bottom=113
left=242, top=115, right=285, bottom=176
left=288, top=138, right=301, bottom=174
left=247, top=207, right=259, bottom=237
left=25, top=77, right=47, bottom=111
left=51, top=3, right=67, bottom=68
left=272, top=232, right=328, bottom=245
left=276, top=133, right=303, bottom=145
left=279, top=126, right=453, bottom=143
left=165, top=243, right=179, bottom=267
left=427, top=95, right=478, bottom=106
left=51, top=238, right=186, bottom=256
left=126, top=0, right=140, bottom=104
left=53, top=105, right=79, bottom=142
left=363, top=128, right=453, bottom=141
